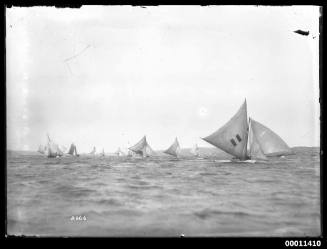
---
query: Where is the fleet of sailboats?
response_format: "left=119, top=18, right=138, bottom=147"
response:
left=37, top=100, right=293, bottom=162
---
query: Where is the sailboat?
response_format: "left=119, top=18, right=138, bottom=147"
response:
left=127, top=150, right=134, bottom=157
left=67, top=143, right=79, bottom=157
left=202, top=100, right=293, bottom=162
left=115, top=147, right=125, bottom=156
left=46, top=134, right=64, bottom=158
left=37, top=144, right=47, bottom=154
left=59, top=145, right=67, bottom=153
left=191, top=144, right=200, bottom=157
left=164, top=137, right=181, bottom=158
left=89, top=146, right=96, bottom=155
left=100, top=148, right=105, bottom=157
left=128, top=136, right=155, bottom=158
left=190, top=143, right=204, bottom=159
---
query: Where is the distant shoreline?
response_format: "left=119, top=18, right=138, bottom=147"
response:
left=6, top=146, right=320, bottom=154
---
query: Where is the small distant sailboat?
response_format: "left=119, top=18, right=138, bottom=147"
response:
left=127, top=150, right=134, bottom=157
left=100, top=148, right=105, bottom=157
left=128, top=136, right=155, bottom=158
left=164, top=137, right=181, bottom=158
left=67, top=143, right=79, bottom=157
left=190, top=143, right=204, bottom=160
left=37, top=144, right=47, bottom=154
left=191, top=144, right=200, bottom=157
left=46, top=134, right=64, bottom=158
left=202, top=100, right=293, bottom=162
left=89, top=146, right=96, bottom=155
left=115, top=147, right=125, bottom=156
left=59, top=145, right=67, bottom=153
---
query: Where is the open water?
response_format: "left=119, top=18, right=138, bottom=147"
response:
left=6, top=147, right=320, bottom=237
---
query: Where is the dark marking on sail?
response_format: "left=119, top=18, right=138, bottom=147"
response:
left=236, top=134, right=242, bottom=142
left=230, top=139, right=237, bottom=147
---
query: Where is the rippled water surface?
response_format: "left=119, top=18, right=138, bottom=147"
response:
left=7, top=147, right=320, bottom=237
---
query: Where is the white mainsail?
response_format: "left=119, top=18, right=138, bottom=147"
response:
left=249, top=118, right=292, bottom=156
left=202, top=100, right=249, bottom=160
left=164, top=137, right=181, bottom=157
left=202, top=100, right=292, bottom=160
left=247, top=118, right=267, bottom=160
left=46, top=134, right=64, bottom=158
left=129, top=136, right=155, bottom=157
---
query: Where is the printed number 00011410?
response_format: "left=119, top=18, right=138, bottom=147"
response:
left=285, top=240, right=321, bottom=247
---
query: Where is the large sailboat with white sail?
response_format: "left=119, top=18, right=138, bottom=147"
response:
left=202, top=100, right=293, bottom=162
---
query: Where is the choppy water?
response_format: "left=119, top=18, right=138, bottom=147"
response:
left=7, top=147, right=320, bottom=237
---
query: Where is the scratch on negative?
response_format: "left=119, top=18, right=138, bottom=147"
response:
left=65, top=62, right=73, bottom=75
left=63, top=44, right=91, bottom=62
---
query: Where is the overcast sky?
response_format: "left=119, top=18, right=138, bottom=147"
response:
left=6, top=5, right=320, bottom=152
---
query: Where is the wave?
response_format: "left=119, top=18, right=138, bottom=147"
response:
left=96, top=198, right=123, bottom=207
left=199, top=172, right=218, bottom=176
left=194, top=208, right=254, bottom=220
left=53, top=184, right=97, bottom=198
left=125, top=184, right=161, bottom=190
left=84, top=208, right=143, bottom=218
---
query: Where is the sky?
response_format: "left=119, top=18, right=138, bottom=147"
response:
left=6, top=5, right=321, bottom=152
